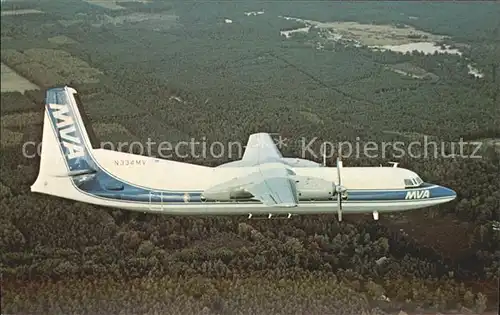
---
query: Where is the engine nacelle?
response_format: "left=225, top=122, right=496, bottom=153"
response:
left=295, top=176, right=334, bottom=200
left=203, top=188, right=253, bottom=201
left=203, top=175, right=335, bottom=202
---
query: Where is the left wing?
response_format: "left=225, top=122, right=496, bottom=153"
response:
left=204, top=164, right=298, bottom=207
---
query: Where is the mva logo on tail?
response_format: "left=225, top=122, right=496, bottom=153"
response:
left=48, top=103, right=85, bottom=160
left=405, top=190, right=430, bottom=199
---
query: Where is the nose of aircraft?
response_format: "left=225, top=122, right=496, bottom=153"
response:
left=441, top=186, right=457, bottom=200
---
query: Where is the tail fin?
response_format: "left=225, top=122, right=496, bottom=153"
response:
left=31, top=86, right=99, bottom=194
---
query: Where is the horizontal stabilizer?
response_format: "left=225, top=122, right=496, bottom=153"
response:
left=61, top=169, right=97, bottom=177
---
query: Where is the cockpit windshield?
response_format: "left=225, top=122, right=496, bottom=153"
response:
left=404, top=176, right=423, bottom=188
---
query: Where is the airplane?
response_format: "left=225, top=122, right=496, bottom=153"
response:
left=30, top=86, right=457, bottom=221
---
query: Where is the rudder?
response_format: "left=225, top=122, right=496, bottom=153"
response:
left=31, top=86, right=98, bottom=194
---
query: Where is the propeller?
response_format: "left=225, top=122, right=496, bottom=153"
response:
left=335, top=157, right=347, bottom=222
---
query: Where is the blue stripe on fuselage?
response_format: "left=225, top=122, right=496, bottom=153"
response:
left=346, top=184, right=455, bottom=201
left=86, top=183, right=455, bottom=204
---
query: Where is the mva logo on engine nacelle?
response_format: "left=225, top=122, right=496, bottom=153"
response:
left=405, top=190, right=430, bottom=200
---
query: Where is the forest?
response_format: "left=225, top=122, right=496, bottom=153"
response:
left=1, top=0, right=499, bottom=314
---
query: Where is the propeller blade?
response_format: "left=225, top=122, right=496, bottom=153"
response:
left=336, top=157, right=343, bottom=221
left=336, top=157, right=341, bottom=185
left=337, top=192, right=342, bottom=221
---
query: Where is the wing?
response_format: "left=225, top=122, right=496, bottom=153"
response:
left=242, top=133, right=282, bottom=164
left=246, top=165, right=298, bottom=207
left=204, top=165, right=298, bottom=207
left=245, top=176, right=298, bottom=207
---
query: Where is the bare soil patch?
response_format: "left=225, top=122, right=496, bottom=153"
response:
left=1, top=9, right=43, bottom=16
left=1, top=63, right=39, bottom=93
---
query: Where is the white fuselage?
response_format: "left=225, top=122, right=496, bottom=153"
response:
left=32, top=148, right=457, bottom=216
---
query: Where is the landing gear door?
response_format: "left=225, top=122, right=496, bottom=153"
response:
left=149, top=191, right=163, bottom=211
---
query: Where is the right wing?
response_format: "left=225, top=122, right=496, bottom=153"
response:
left=204, top=164, right=298, bottom=207
left=245, top=166, right=298, bottom=207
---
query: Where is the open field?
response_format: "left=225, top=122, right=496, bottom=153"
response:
left=84, top=0, right=152, bottom=10
left=0, top=112, right=43, bottom=148
left=279, top=18, right=446, bottom=46
left=0, top=128, right=23, bottom=147
left=0, top=9, right=43, bottom=16
left=83, top=0, right=125, bottom=10
left=1, top=48, right=103, bottom=86
left=1, top=63, right=39, bottom=93
left=386, top=63, right=438, bottom=80
left=48, top=35, right=77, bottom=45
left=92, top=12, right=179, bottom=27
left=0, top=111, right=44, bottom=129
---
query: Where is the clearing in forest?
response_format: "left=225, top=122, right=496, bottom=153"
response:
left=386, top=63, right=439, bottom=80
left=0, top=112, right=44, bottom=129
left=0, top=111, right=41, bottom=147
left=0, top=9, right=43, bottom=16
left=91, top=12, right=179, bottom=28
left=48, top=35, right=77, bottom=45
left=0, top=128, right=23, bottom=147
left=279, top=17, right=446, bottom=46
left=1, top=49, right=103, bottom=86
left=84, top=0, right=152, bottom=10
left=83, top=0, right=125, bottom=10
left=93, top=122, right=136, bottom=141
left=0, top=63, right=39, bottom=93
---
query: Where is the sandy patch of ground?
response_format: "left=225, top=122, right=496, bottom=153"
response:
left=1, top=9, right=43, bottom=16
left=58, top=19, right=85, bottom=27
left=300, top=111, right=323, bottom=125
left=278, top=17, right=484, bottom=78
left=48, top=35, right=77, bottom=45
left=83, top=0, right=125, bottom=10
left=386, top=63, right=439, bottom=80
left=116, top=0, right=152, bottom=2
left=93, top=12, right=179, bottom=27
left=84, top=0, right=152, bottom=10
left=279, top=17, right=445, bottom=46
left=1, top=63, right=39, bottom=93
